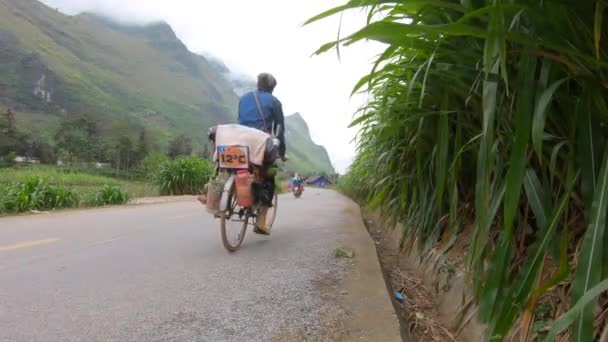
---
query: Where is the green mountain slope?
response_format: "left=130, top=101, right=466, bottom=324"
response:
left=284, top=113, right=334, bottom=175
left=0, top=0, right=334, bottom=175
left=0, top=0, right=237, bottom=146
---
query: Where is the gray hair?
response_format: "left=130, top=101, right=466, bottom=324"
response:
left=257, top=73, right=277, bottom=92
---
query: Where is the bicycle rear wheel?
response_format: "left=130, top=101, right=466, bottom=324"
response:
left=265, top=192, right=278, bottom=230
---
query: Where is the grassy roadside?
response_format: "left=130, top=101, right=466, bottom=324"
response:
left=0, top=165, right=157, bottom=197
left=0, top=165, right=158, bottom=214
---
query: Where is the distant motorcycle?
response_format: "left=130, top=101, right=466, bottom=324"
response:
left=292, top=185, right=303, bottom=198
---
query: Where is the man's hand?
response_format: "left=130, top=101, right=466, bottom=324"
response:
left=281, top=155, right=288, bottom=162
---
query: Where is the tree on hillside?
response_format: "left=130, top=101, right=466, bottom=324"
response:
left=0, top=109, right=28, bottom=159
left=168, top=134, right=192, bottom=159
left=31, top=140, right=56, bottom=164
left=115, top=135, right=134, bottom=171
left=200, top=143, right=212, bottom=160
left=5, top=109, right=16, bottom=137
left=136, top=128, right=149, bottom=162
left=55, top=117, right=97, bottom=163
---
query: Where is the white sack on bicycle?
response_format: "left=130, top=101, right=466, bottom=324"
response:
left=213, top=124, right=275, bottom=166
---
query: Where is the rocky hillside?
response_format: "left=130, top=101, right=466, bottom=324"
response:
left=0, top=0, right=237, bottom=146
left=0, top=0, right=335, bottom=175
left=284, top=113, right=334, bottom=175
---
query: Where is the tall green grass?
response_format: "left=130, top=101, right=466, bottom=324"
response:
left=93, top=185, right=131, bottom=206
left=0, top=165, right=157, bottom=198
left=309, top=1, right=608, bottom=340
left=0, top=178, right=131, bottom=213
left=0, top=165, right=121, bottom=186
left=155, top=156, right=214, bottom=195
left=0, top=178, right=79, bottom=212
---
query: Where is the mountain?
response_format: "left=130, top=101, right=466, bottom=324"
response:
left=0, top=0, right=334, bottom=175
left=284, top=113, right=334, bottom=175
left=0, top=0, right=237, bottom=145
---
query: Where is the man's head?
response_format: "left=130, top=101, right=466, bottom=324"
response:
left=257, top=73, right=277, bottom=93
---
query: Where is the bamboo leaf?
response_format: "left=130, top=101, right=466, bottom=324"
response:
left=343, top=21, right=487, bottom=47
left=304, top=0, right=465, bottom=25
left=544, top=277, right=608, bottom=342
left=349, top=112, right=375, bottom=128
left=549, top=141, right=569, bottom=188
left=572, top=145, right=608, bottom=341
left=595, top=0, right=605, bottom=60
left=576, top=98, right=604, bottom=211
left=524, top=169, right=551, bottom=228
left=479, top=54, right=537, bottom=322
left=435, top=92, right=450, bottom=209
left=532, top=78, right=568, bottom=161
left=492, top=172, right=578, bottom=338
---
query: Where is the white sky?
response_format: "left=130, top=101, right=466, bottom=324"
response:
left=39, top=0, right=384, bottom=173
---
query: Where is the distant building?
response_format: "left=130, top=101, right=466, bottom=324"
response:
left=306, top=175, right=333, bottom=188
left=95, top=162, right=111, bottom=169
left=14, top=156, right=40, bottom=164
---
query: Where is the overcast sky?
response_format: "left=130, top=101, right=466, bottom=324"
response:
left=38, top=0, right=383, bottom=173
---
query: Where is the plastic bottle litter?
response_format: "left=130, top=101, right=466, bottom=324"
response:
left=395, top=287, right=407, bottom=302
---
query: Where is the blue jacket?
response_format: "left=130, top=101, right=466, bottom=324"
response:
left=238, top=90, right=286, bottom=157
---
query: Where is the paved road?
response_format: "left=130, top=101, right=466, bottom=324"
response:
left=0, top=189, right=402, bottom=342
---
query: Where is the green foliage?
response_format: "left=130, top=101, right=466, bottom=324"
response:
left=155, top=156, right=214, bottom=195
left=0, top=109, right=29, bottom=158
left=92, top=185, right=131, bottom=206
left=0, top=165, right=121, bottom=186
left=168, top=134, right=193, bottom=159
left=310, top=0, right=608, bottom=340
left=54, top=117, right=98, bottom=163
left=0, top=176, right=132, bottom=213
left=136, top=151, right=169, bottom=180
left=0, top=0, right=238, bottom=148
left=0, top=178, right=79, bottom=213
left=0, top=165, right=156, bottom=198
left=0, top=1, right=334, bottom=175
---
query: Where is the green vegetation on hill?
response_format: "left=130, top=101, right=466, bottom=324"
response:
left=0, top=0, right=335, bottom=193
left=0, top=0, right=237, bottom=148
left=284, top=113, right=334, bottom=176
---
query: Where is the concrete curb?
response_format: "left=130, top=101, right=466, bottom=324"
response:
left=337, top=194, right=407, bottom=341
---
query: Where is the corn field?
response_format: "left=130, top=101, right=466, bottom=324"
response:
left=308, top=0, right=608, bottom=340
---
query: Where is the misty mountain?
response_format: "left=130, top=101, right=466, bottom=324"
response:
left=0, top=0, right=240, bottom=145
left=0, top=0, right=334, bottom=174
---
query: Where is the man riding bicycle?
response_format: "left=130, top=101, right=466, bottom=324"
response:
left=237, top=73, right=287, bottom=235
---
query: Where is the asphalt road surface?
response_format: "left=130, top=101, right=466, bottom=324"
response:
left=0, top=189, right=402, bottom=342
